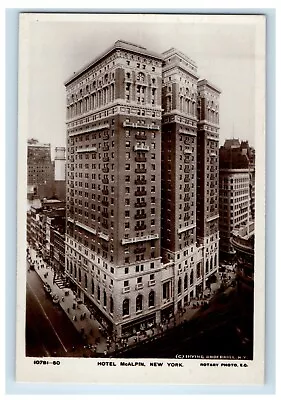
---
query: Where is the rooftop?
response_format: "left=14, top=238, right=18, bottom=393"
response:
left=65, top=39, right=163, bottom=86
left=198, top=78, right=221, bottom=94
left=162, top=47, right=197, bottom=69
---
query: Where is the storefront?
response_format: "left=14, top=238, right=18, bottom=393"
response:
left=160, top=304, right=174, bottom=322
left=83, top=292, right=113, bottom=333
left=121, top=312, right=156, bottom=337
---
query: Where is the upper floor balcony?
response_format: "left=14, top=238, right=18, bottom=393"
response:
left=123, top=121, right=160, bottom=130
left=77, top=146, right=97, bottom=153
left=134, top=144, right=150, bottom=152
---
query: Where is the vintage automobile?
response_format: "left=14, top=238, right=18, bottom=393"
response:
left=43, top=283, right=51, bottom=293
left=52, top=294, right=60, bottom=304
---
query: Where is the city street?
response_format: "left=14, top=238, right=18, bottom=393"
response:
left=116, top=288, right=253, bottom=359
left=26, top=268, right=92, bottom=358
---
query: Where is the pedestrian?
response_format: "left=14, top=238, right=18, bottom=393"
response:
left=61, top=297, right=64, bottom=302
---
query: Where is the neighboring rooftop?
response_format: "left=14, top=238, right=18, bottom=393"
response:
left=198, top=78, right=221, bottom=94
left=28, top=138, right=51, bottom=148
left=162, top=47, right=197, bottom=70
left=224, top=139, right=241, bottom=149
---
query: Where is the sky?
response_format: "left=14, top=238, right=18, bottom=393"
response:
left=24, top=14, right=263, bottom=156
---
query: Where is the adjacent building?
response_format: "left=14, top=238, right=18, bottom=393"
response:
left=27, top=139, right=54, bottom=199
left=53, top=146, right=66, bottom=201
left=196, top=79, right=220, bottom=289
left=64, top=40, right=221, bottom=338
left=219, top=139, right=255, bottom=261
left=27, top=198, right=66, bottom=262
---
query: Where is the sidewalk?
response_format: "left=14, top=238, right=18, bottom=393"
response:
left=27, top=246, right=237, bottom=356
left=28, top=247, right=109, bottom=356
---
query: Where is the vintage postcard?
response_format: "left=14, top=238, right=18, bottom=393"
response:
left=16, top=13, right=266, bottom=385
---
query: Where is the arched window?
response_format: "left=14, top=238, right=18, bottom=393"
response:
left=206, top=259, right=209, bottom=274
left=210, top=257, right=213, bottom=270
left=190, top=270, right=194, bottom=286
left=91, top=279, right=94, bottom=295
left=103, top=290, right=107, bottom=307
left=149, top=291, right=155, bottom=307
left=97, top=285, right=100, bottom=301
left=78, top=268, right=81, bottom=282
left=84, top=273, right=88, bottom=289
left=214, top=254, right=217, bottom=268
left=123, top=298, right=129, bottom=316
left=184, top=274, right=188, bottom=290
left=110, top=296, right=114, bottom=314
left=178, top=277, right=182, bottom=295
left=136, top=294, right=143, bottom=312
left=74, top=265, right=77, bottom=279
left=137, top=72, right=145, bottom=82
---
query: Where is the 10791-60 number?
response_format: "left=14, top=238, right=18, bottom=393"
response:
left=33, top=360, right=60, bottom=365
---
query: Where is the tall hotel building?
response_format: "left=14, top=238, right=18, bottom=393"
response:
left=64, top=40, right=220, bottom=337
left=196, top=79, right=220, bottom=288
left=65, top=41, right=163, bottom=337
left=161, top=50, right=220, bottom=315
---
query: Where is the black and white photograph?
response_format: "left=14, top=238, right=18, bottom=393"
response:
left=16, top=13, right=266, bottom=385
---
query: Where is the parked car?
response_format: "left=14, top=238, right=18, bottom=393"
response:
left=44, top=284, right=51, bottom=293
left=52, top=294, right=60, bottom=304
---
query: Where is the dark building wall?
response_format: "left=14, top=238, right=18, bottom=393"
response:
left=161, top=123, right=177, bottom=252
left=196, top=130, right=206, bottom=238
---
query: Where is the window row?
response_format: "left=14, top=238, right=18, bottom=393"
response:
left=122, top=292, right=155, bottom=316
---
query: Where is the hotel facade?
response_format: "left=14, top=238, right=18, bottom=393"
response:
left=64, top=40, right=220, bottom=337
